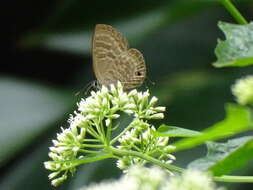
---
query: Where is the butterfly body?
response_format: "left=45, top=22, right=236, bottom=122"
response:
left=92, top=24, right=146, bottom=90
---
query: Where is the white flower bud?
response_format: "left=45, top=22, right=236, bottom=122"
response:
left=149, top=96, right=158, bottom=106
left=164, top=145, right=176, bottom=152
left=143, top=91, right=150, bottom=99
left=48, top=171, right=60, bottom=179
left=105, top=119, right=111, bottom=127
left=146, top=109, right=155, bottom=115
left=78, top=128, right=86, bottom=140
left=142, top=129, right=151, bottom=140
left=165, top=160, right=173, bottom=164
left=124, top=110, right=134, bottom=114
left=52, top=140, right=60, bottom=146
left=157, top=136, right=169, bottom=146
left=137, top=92, right=143, bottom=100
left=86, top=114, right=95, bottom=119
left=101, top=85, right=108, bottom=94
left=232, top=75, right=253, bottom=106
left=72, top=146, right=80, bottom=152
left=117, top=81, right=123, bottom=89
left=44, top=161, right=56, bottom=170
left=49, top=147, right=59, bottom=153
left=128, top=89, right=138, bottom=97
left=51, top=174, right=67, bottom=187
left=48, top=152, right=59, bottom=160
left=116, top=160, right=126, bottom=170
left=150, top=113, right=164, bottom=119
left=102, top=98, right=108, bottom=107
left=90, top=91, right=96, bottom=97
left=109, top=83, right=117, bottom=94
left=111, top=114, right=120, bottom=119
left=153, top=106, right=166, bottom=112
left=124, top=103, right=136, bottom=109
left=168, top=154, right=176, bottom=160
left=119, top=93, right=129, bottom=104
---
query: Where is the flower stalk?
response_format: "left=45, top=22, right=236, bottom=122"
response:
left=220, top=0, right=248, bottom=25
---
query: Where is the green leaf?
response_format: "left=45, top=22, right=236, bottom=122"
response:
left=188, top=136, right=253, bottom=176
left=172, top=103, right=253, bottom=152
left=155, top=125, right=202, bottom=137
left=213, top=22, right=253, bottom=67
left=0, top=77, right=74, bottom=165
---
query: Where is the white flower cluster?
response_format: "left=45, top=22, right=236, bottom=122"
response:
left=117, top=119, right=175, bottom=171
left=81, top=166, right=167, bottom=190
left=75, top=82, right=165, bottom=129
left=45, top=82, right=167, bottom=186
left=80, top=166, right=225, bottom=190
left=44, top=125, right=86, bottom=186
left=232, top=75, right=253, bottom=106
left=165, top=169, right=225, bottom=190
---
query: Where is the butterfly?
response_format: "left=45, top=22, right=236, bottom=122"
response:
left=92, top=24, right=146, bottom=90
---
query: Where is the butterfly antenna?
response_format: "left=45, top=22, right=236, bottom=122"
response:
left=147, top=76, right=155, bottom=86
left=75, top=81, right=96, bottom=96
left=144, top=76, right=155, bottom=90
left=85, top=81, right=99, bottom=95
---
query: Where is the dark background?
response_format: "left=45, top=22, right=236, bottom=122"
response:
left=1, top=0, right=253, bottom=189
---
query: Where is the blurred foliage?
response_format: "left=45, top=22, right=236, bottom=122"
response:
left=156, top=125, right=202, bottom=137
left=0, top=78, right=74, bottom=165
left=21, top=0, right=218, bottom=54
left=2, top=0, right=253, bottom=189
left=188, top=135, right=253, bottom=176
left=171, top=104, right=253, bottom=152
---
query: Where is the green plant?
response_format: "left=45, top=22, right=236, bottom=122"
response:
left=44, top=0, right=253, bottom=189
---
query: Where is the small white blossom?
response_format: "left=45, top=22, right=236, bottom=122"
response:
left=111, top=114, right=120, bottom=119
left=123, top=103, right=136, bottom=109
left=117, top=120, right=175, bottom=171
left=149, top=96, right=158, bottom=106
left=128, top=89, right=138, bottom=97
left=163, top=169, right=225, bottom=190
left=149, top=113, right=164, bottom=119
left=101, top=85, right=109, bottom=94
left=124, top=110, right=134, bottom=114
left=116, top=159, right=127, bottom=170
left=153, top=106, right=166, bottom=112
left=157, top=136, right=169, bottom=146
left=51, top=174, right=67, bottom=187
left=105, top=119, right=111, bottom=127
left=232, top=75, right=253, bottom=106
left=48, top=171, right=60, bottom=179
left=80, top=167, right=225, bottom=190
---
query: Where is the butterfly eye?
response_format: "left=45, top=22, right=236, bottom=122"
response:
left=135, top=71, right=142, bottom=76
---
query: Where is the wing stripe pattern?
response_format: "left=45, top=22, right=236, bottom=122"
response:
left=92, top=24, right=146, bottom=90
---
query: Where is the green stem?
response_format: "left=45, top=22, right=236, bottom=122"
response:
left=214, top=175, right=253, bottom=183
left=83, top=139, right=101, bottom=142
left=81, top=144, right=105, bottom=148
left=106, top=119, right=112, bottom=145
left=220, top=0, right=248, bottom=24
left=109, top=147, right=184, bottom=173
left=62, top=153, right=114, bottom=169
left=94, top=120, right=105, bottom=142
left=110, top=121, right=135, bottom=145
left=79, top=149, right=101, bottom=154
left=87, top=127, right=101, bottom=140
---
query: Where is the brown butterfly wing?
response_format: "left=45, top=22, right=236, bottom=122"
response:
left=113, top=48, right=146, bottom=90
left=92, top=24, right=128, bottom=85
left=92, top=24, right=146, bottom=89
